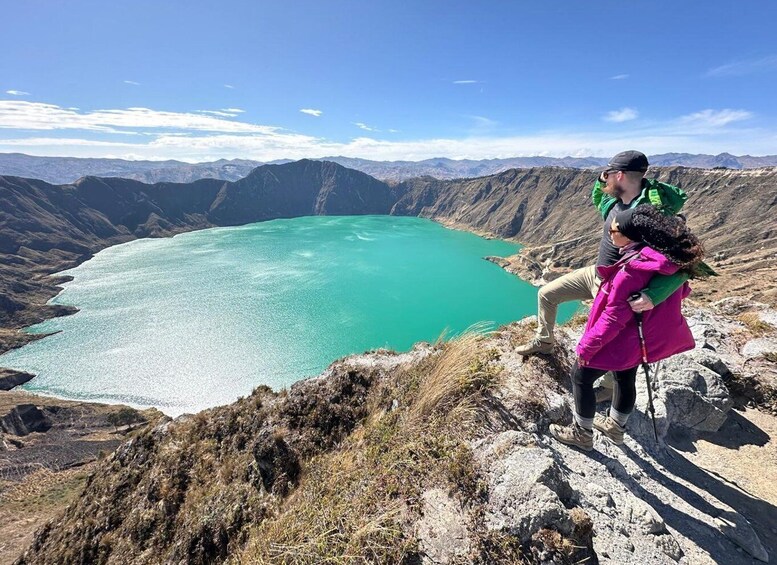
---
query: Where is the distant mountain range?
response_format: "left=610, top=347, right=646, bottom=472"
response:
left=1, top=151, right=776, bottom=185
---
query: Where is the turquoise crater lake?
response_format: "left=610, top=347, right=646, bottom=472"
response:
left=1, top=216, right=576, bottom=415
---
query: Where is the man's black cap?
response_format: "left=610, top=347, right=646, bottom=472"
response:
left=606, top=150, right=649, bottom=173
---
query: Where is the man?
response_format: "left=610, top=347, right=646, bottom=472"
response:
left=515, top=150, right=689, bottom=357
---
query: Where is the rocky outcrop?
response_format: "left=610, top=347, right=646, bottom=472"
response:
left=0, top=394, right=159, bottom=482
left=15, top=315, right=777, bottom=564
left=0, top=404, right=51, bottom=436
left=0, top=368, right=35, bottom=391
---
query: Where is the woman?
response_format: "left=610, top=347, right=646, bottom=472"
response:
left=550, top=204, right=706, bottom=450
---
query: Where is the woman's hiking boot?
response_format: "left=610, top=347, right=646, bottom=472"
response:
left=549, top=422, right=593, bottom=451
left=515, top=338, right=554, bottom=356
left=593, top=414, right=626, bottom=445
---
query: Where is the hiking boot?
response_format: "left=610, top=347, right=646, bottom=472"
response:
left=594, top=386, right=613, bottom=403
left=593, top=414, right=626, bottom=445
left=515, top=338, right=554, bottom=356
left=549, top=423, right=593, bottom=451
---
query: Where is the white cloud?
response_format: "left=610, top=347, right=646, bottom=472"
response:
left=198, top=110, right=239, bottom=118
left=354, top=122, right=378, bottom=132
left=0, top=101, right=278, bottom=133
left=0, top=102, right=770, bottom=162
left=3, top=125, right=775, bottom=163
left=610, top=74, right=629, bottom=80
left=679, top=109, right=752, bottom=128
left=705, top=55, right=777, bottom=78
left=224, top=84, right=235, bottom=89
left=453, top=80, right=479, bottom=84
left=468, top=115, right=498, bottom=129
left=5, top=90, right=30, bottom=96
left=123, top=80, right=140, bottom=85
left=198, top=108, right=245, bottom=117
left=300, top=108, right=322, bottom=117
left=604, top=108, right=638, bottom=122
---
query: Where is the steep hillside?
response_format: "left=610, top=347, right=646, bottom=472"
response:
left=14, top=308, right=777, bottom=564
left=393, top=167, right=777, bottom=304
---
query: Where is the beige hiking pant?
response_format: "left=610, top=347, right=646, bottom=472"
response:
left=536, top=265, right=614, bottom=389
left=536, top=265, right=600, bottom=343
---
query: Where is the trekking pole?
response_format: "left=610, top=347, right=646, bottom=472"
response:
left=630, top=294, right=659, bottom=442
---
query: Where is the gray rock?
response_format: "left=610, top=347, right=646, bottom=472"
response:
left=416, top=488, right=471, bottom=564
left=711, top=296, right=760, bottom=316
left=544, top=391, right=569, bottom=421
left=715, top=510, right=770, bottom=562
left=0, top=368, right=35, bottom=391
left=653, top=533, right=684, bottom=561
left=742, top=338, right=777, bottom=360
left=656, top=355, right=733, bottom=433
left=685, top=348, right=733, bottom=379
left=622, top=496, right=666, bottom=535
left=758, top=309, right=777, bottom=327
left=581, top=482, right=615, bottom=511
left=483, top=446, right=574, bottom=542
left=0, top=404, right=52, bottom=436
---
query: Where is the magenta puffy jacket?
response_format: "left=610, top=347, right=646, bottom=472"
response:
left=576, top=247, right=695, bottom=371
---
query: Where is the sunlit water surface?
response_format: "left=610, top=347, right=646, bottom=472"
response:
left=0, top=216, right=576, bottom=415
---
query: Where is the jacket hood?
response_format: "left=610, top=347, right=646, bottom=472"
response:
left=629, top=246, right=679, bottom=276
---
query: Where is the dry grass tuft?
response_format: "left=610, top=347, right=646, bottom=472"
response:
left=738, top=312, right=775, bottom=337
left=561, top=310, right=589, bottom=330
left=410, top=332, right=501, bottom=426
left=237, top=332, right=505, bottom=564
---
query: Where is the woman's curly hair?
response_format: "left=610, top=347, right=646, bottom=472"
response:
left=626, top=204, right=707, bottom=276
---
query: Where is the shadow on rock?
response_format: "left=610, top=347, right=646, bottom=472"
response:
left=619, top=443, right=773, bottom=562
left=667, top=410, right=770, bottom=453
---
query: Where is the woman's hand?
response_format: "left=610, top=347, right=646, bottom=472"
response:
left=628, top=292, right=654, bottom=313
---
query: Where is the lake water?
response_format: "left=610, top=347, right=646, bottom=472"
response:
left=0, top=216, right=576, bottom=415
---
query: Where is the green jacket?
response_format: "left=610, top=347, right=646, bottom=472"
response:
left=592, top=178, right=690, bottom=306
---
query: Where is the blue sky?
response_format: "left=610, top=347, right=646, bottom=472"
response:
left=1, top=0, right=776, bottom=162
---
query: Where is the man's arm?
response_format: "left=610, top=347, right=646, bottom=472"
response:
left=639, top=271, right=690, bottom=308
left=592, top=178, right=616, bottom=219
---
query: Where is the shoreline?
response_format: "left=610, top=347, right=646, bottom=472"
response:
left=0, top=214, right=527, bottom=414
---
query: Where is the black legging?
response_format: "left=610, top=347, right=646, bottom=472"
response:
left=571, top=362, right=638, bottom=419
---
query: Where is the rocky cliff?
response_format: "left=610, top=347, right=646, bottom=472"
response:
left=13, top=302, right=777, bottom=564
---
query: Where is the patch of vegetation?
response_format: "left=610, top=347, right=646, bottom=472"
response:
left=524, top=508, right=594, bottom=564
left=561, top=305, right=590, bottom=330
left=0, top=468, right=90, bottom=509
left=107, top=406, right=144, bottom=429
left=239, top=334, right=501, bottom=564
left=0, top=467, right=92, bottom=564
left=737, top=312, right=775, bottom=337
left=726, top=372, right=777, bottom=416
